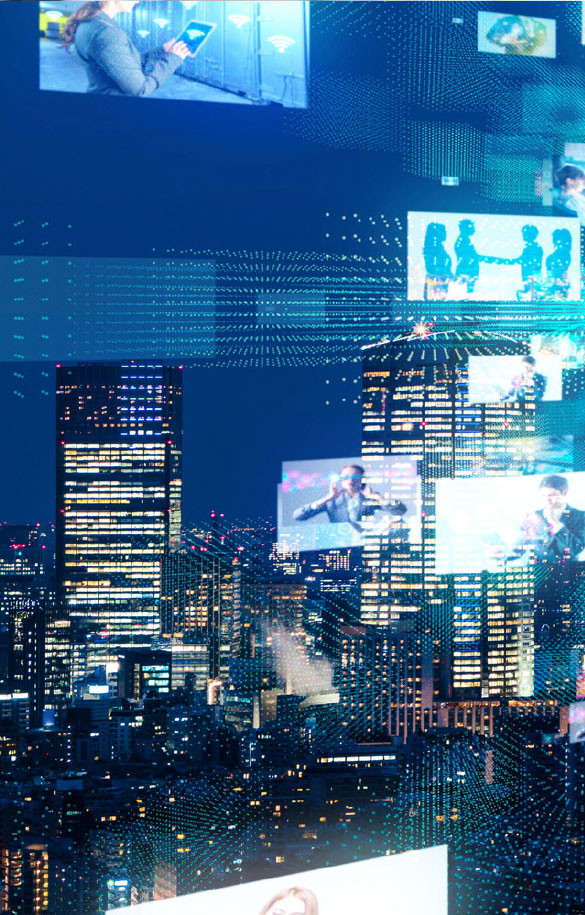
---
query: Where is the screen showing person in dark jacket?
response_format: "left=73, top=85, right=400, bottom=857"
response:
left=467, top=354, right=563, bottom=404
left=436, top=471, right=585, bottom=574
left=278, top=456, right=421, bottom=552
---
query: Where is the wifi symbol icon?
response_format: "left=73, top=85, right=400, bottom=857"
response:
left=186, top=29, right=205, bottom=40
left=267, top=34, right=296, bottom=53
left=228, top=14, right=251, bottom=28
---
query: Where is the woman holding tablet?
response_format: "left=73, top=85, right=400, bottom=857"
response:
left=62, top=1, right=191, bottom=97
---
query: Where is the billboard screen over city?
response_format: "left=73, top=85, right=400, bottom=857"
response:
left=39, top=0, right=310, bottom=108
left=116, top=846, right=448, bottom=914
left=545, top=143, right=585, bottom=223
left=569, top=701, right=585, bottom=744
left=530, top=331, right=585, bottom=371
left=477, top=11, right=556, bottom=58
left=407, top=212, right=580, bottom=303
left=278, top=456, right=421, bottom=552
left=482, top=434, right=573, bottom=476
left=436, top=471, right=585, bottom=574
left=467, top=354, right=563, bottom=404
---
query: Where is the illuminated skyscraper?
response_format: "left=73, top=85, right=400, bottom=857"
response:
left=8, top=602, right=44, bottom=728
left=361, top=330, right=535, bottom=700
left=161, top=544, right=234, bottom=682
left=0, top=843, right=49, bottom=914
left=118, top=648, right=172, bottom=701
left=0, top=525, right=48, bottom=627
left=0, top=526, right=49, bottom=723
left=56, top=363, right=182, bottom=691
left=339, top=622, right=433, bottom=739
left=44, top=610, right=71, bottom=721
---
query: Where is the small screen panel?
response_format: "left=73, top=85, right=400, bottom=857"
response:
left=407, top=212, right=580, bottom=303
left=39, top=1, right=310, bottom=108
left=468, top=354, right=563, bottom=404
left=278, top=456, right=421, bottom=552
left=570, top=701, right=585, bottom=744
left=436, top=471, right=585, bottom=574
left=478, top=11, right=556, bottom=58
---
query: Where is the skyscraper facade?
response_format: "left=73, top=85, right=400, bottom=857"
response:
left=0, top=526, right=48, bottom=628
left=361, top=331, right=535, bottom=701
left=8, top=602, right=45, bottom=728
left=339, top=622, right=433, bottom=739
left=56, top=363, right=183, bottom=691
left=160, top=546, right=233, bottom=681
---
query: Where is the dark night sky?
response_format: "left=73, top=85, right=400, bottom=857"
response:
left=0, top=0, right=572, bottom=525
left=0, top=361, right=360, bottom=525
left=0, top=1, right=383, bottom=526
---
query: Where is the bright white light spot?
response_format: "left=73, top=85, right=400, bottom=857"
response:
left=268, top=34, right=296, bottom=53
left=228, top=14, right=251, bottom=28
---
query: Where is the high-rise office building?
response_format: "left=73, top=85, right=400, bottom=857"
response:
left=161, top=542, right=233, bottom=681
left=0, top=526, right=50, bottom=724
left=118, top=648, right=172, bottom=701
left=156, top=638, right=211, bottom=694
left=8, top=602, right=45, bottom=728
left=339, top=622, right=433, bottom=739
left=44, top=610, right=71, bottom=721
left=0, top=843, right=49, bottom=915
left=56, top=363, right=183, bottom=691
left=0, top=526, right=48, bottom=624
left=361, top=330, right=535, bottom=700
left=161, top=545, right=233, bottom=681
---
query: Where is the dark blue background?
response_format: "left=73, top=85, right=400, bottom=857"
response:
left=0, top=0, right=579, bottom=524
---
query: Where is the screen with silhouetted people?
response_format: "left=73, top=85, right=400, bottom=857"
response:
left=408, top=212, right=580, bottom=302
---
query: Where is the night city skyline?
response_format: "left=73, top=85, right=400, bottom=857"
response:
left=2, top=1, right=585, bottom=913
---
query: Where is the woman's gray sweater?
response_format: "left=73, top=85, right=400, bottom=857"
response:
left=75, top=12, right=181, bottom=96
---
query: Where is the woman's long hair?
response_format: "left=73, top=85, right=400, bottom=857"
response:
left=61, top=1, right=103, bottom=49
left=259, top=887, right=319, bottom=915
